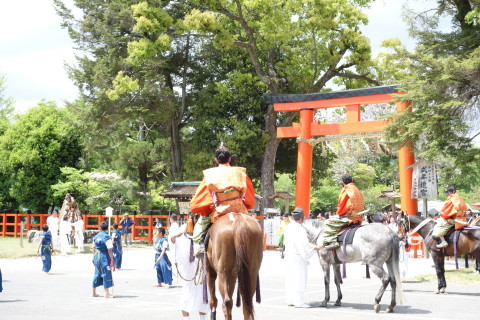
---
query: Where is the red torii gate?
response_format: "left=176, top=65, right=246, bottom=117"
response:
left=264, top=85, right=418, bottom=217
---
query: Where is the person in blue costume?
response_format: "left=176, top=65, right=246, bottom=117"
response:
left=0, top=268, right=3, bottom=292
left=153, top=227, right=172, bottom=288
left=92, top=222, right=115, bottom=298
left=37, top=224, right=54, bottom=274
left=111, top=223, right=123, bottom=269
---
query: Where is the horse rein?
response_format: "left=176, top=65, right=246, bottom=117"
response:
left=171, top=234, right=205, bottom=284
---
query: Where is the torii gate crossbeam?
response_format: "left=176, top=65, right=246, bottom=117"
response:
left=264, top=85, right=418, bottom=217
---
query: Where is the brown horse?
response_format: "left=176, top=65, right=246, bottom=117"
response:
left=399, top=213, right=480, bottom=293
left=206, top=213, right=263, bottom=320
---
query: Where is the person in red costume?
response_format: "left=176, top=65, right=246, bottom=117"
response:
left=190, top=145, right=255, bottom=257
left=322, top=174, right=365, bottom=250
left=432, top=185, right=468, bottom=248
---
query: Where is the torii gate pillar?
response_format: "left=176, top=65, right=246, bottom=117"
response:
left=295, top=109, right=314, bottom=215
left=397, top=102, right=418, bottom=215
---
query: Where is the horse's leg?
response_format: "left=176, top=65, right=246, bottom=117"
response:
left=476, top=259, right=480, bottom=274
left=332, top=264, right=343, bottom=306
left=385, top=261, right=396, bottom=313
left=368, top=264, right=390, bottom=313
left=320, top=263, right=330, bottom=307
left=206, top=260, right=218, bottom=320
left=218, top=270, right=235, bottom=320
left=431, top=252, right=447, bottom=293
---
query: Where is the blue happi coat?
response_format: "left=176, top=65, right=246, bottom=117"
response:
left=92, top=231, right=114, bottom=289
left=40, top=231, right=52, bottom=272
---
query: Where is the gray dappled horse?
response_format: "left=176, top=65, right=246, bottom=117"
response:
left=303, top=219, right=403, bottom=313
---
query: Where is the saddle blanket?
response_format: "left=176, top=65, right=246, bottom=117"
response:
left=445, top=226, right=480, bottom=244
left=337, top=225, right=363, bottom=245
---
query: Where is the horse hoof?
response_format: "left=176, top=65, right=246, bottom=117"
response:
left=434, top=289, right=440, bottom=294
left=374, top=304, right=380, bottom=313
left=334, top=301, right=341, bottom=306
left=386, top=307, right=394, bottom=313
left=440, top=287, right=446, bottom=293
left=320, top=301, right=328, bottom=308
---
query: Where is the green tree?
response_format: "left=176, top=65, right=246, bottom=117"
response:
left=362, top=184, right=390, bottom=212
left=0, top=75, right=14, bottom=134
left=381, top=1, right=480, bottom=182
left=0, top=75, right=16, bottom=209
left=0, top=102, right=82, bottom=212
left=180, top=0, right=377, bottom=209
left=54, top=0, right=178, bottom=212
left=310, top=185, right=340, bottom=213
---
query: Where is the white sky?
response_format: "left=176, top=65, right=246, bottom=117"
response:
left=0, top=0, right=438, bottom=114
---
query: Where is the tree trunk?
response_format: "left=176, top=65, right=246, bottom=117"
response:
left=260, top=105, right=281, bottom=213
left=169, top=34, right=190, bottom=182
left=169, top=115, right=182, bottom=181
left=138, top=124, right=149, bottom=213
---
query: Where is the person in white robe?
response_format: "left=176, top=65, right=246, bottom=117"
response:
left=59, top=215, right=72, bottom=255
left=168, top=214, right=180, bottom=265
left=387, top=217, right=409, bottom=281
left=170, top=223, right=209, bottom=320
left=284, top=207, right=321, bottom=308
left=46, top=210, right=60, bottom=246
left=74, top=214, right=85, bottom=252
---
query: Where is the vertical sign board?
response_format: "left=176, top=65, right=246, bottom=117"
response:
left=411, top=162, right=437, bottom=199
left=264, top=216, right=281, bottom=246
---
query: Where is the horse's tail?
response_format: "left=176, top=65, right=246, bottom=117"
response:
left=389, top=234, right=404, bottom=305
left=233, top=215, right=259, bottom=319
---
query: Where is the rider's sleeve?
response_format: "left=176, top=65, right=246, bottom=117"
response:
left=190, top=180, right=214, bottom=216
left=336, top=190, right=351, bottom=216
left=440, top=198, right=455, bottom=220
left=243, top=176, right=256, bottom=210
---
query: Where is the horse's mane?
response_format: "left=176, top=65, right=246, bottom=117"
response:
left=302, top=219, right=324, bottom=243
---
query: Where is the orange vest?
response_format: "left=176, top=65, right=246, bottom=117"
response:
left=336, top=183, right=364, bottom=224
left=441, top=193, right=468, bottom=229
left=190, top=164, right=255, bottom=222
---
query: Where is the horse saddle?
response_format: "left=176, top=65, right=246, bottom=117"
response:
left=445, top=226, right=480, bottom=244
left=336, top=224, right=363, bottom=245
left=444, top=229, right=461, bottom=245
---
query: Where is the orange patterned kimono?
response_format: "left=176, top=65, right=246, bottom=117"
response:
left=336, top=183, right=365, bottom=224
left=440, top=193, right=468, bottom=229
left=190, top=164, right=255, bottom=222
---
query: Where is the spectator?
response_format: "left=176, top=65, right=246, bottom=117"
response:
left=120, top=213, right=135, bottom=246
left=46, top=210, right=59, bottom=247
left=74, top=214, right=84, bottom=252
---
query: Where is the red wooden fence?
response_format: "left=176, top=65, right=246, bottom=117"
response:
left=0, top=213, right=265, bottom=244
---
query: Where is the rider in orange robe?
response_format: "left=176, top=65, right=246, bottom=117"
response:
left=323, top=174, right=364, bottom=250
left=432, top=185, right=468, bottom=248
left=190, top=146, right=255, bottom=257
